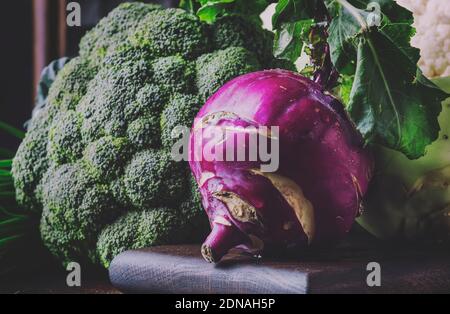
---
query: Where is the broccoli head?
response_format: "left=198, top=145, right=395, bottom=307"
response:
left=12, top=3, right=293, bottom=268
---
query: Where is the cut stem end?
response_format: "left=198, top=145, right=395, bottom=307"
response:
left=201, top=222, right=248, bottom=263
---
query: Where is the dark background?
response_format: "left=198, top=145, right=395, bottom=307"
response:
left=0, top=0, right=176, bottom=151
left=0, top=1, right=33, bottom=150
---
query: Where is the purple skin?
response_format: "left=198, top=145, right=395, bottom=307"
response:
left=189, top=69, right=373, bottom=263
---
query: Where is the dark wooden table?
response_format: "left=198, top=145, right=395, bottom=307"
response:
left=2, top=242, right=450, bottom=294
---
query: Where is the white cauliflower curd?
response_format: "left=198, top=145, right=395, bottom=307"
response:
left=396, top=0, right=450, bottom=78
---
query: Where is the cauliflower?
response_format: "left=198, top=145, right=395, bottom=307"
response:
left=396, top=0, right=450, bottom=78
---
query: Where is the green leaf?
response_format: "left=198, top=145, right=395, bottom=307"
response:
left=379, top=21, right=418, bottom=64
left=179, top=0, right=200, bottom=13
left=196, top=0, right=236, bottom=23
left=0, top=206, right=25, bottom=219
left=0, top=191, right=15, bottom=198
left=327, top=0, right=414, bottom=71
left=326, top=0, right=448, bottom=158
left=0, top=175, right=12, bottom=181
left=272, top=0, right=317, bottom=29
left=0, top=216, right=28, bottom=226
left=0, top=217, right=29, bottom=237
left=230, top=0, right=274, bottom=25
left=0, top=160, right=12, bottom=168
left=194, top=0, right=271, bottom=24
left=348, top=32, right=447, bottom=159
left=274, top=19, right=314, bottom=62
left=0, top=177, right=12, bottom=185
left=271, top=0, right=318, bottom=64
left=327, top=6, right=360, bottom=71
left=0, top=122, right=25, bottom=139
left=333, top=73, right=354, bottom=104
left=0, top=235, right=23, bottom=248
left=0, top=176, right=12, bottom=183
left=198, top=0, right=236, bottom=5
left=0, top=170, right=11, bottom=177
left=0, top=183, right=12, bottom=191
left=197, top=4, right=226, bottom=23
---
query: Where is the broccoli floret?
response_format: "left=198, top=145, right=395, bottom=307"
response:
left=48, top=110, right=84, bottom=164
left=151, top=56, right=196, bottom=94
left=125, top=84, right=167, bottom=122
left=79, top=2, right=161, bottom=65
left=103, top=44, right=151, bottom=70
left=12, top=107, right=53, bottom=210
left=127, top=115, right=160, bottom=149
left=47, top=57, right=96, bottom=111
left=96, top=207, right=179, bottom=268
left=109, top=176, right=132, bottom=209
left=79, top=58, right=151, bottom=141
left=211, top=15, right=274, bottom=66
left=13, top=3, right=293, bottom=268
left=39, top=163, right=119, bottom=264
left=123, top=150, right=187, bottom=208
left=83, top=136, right=132, bottom=181
left=95, top=210, right=141, bottom=267
left=160, top=94, right=202, bottom=149
left=196, top=47, right=261, bottom=100
left=131, top=8, right=209, bottom=59
left=177, top=175, right=210, bottom=241
left=97, top=176, right=208, bottom=268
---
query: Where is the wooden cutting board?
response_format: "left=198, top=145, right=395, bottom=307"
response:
left=109, top=244, right=450, bottom=294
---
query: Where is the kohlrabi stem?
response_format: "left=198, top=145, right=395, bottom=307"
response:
left=313, top=44, right=339, bottom=90
left=201, top=222, right=249, bottom=263
left=336, top=0, right=368, bottom=30
left=313, top=0, right=339, bottom=90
